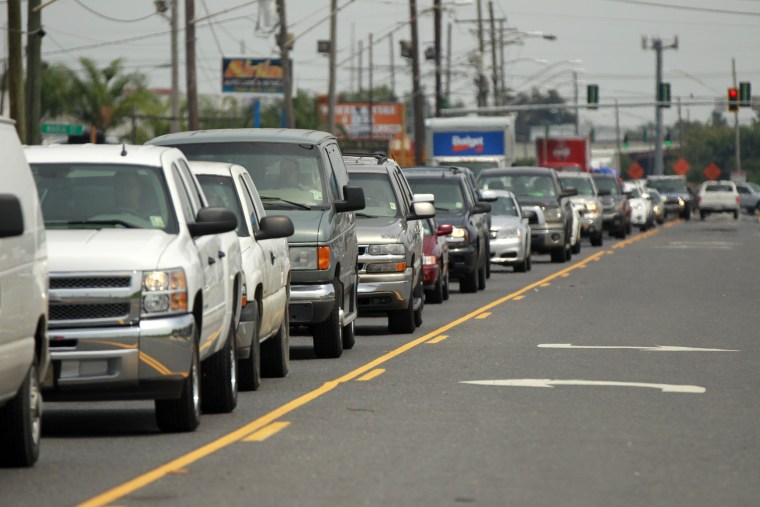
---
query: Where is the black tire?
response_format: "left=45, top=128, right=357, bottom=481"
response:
left=700, top=211, right=706, bottom=220
left=591, top=230, right=604, bottom=247
left=426, top=269, right=444, bottom=304
left=341, top=284, right=356, bottom=350
left=155, top=332, right=201, bottom=432
left=261, top=306, right=290, bottom=378
left=514, top=256, right=528, bottom=273
left=477, top=248, right=487, bottom=290
left=460, top=266, right=478, bottom=293
left=238, top=311, right=261, bottom=391
left=526, top=254, right=532, bottom=271
left=681, top=208, right=691, bottom=220
left=388, top=294, right=416, bottom=334
left=201, top=319, right=238, bottom=414
left=0, top=362, right=41, bottom=467
left=571, top=237, right=581, bottom=254
left=442, top=268, right=450, bottom=301
left=615, top=223, right=626, bottom=239
left=413, top=280, right=423, bottom=328
left=551, top=247, right=566, bottom=263
left=733, top=210, right=739, bottom=220
left=313, top=281, right=343, bottom=358
left=485, top=242, right=491, bottom=279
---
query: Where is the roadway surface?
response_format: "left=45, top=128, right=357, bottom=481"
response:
left=2, top=213, right=759, bottom=507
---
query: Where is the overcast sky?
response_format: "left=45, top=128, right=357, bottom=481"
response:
left=3, top=0, right=759, bottom=129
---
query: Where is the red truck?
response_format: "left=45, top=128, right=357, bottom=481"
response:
left=535, top=137, right=590, bottom=172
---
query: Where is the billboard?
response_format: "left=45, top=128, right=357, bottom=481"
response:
left=317, top=100, right=405, bottom=140
left=222, top=58, right=287, bottom=94
left=431, top=130, right=505, bottom=157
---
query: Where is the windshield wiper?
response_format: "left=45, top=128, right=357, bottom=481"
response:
left=47, top=219, right=140, bottom=229
left=355, top=212, right=379, bottom=218
left=259, top=196, right=311, bottom=210
left=435, top=206, right=450, bottom=212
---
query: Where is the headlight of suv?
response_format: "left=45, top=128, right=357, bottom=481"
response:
left=368, top=243, right=405, bottom=255
left=289, top=246, right=331, bottom=271
left=366, top=261, right=407, bottom=273
left=142, top=268, right=188, bottom=316
left=544, top=207, right=563, bottom=223
left=585, top=202, right=599, bottom=213
left=448, top=226, right=468, bottom=243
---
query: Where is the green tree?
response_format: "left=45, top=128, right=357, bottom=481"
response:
left=507, top=88, right=576, bottom=142
left=260, top=90, right=320, bottom=130
left=40, top=62, right=75, bottom=119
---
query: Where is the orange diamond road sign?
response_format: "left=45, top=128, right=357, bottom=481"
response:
left=703, top=163, right=722, bottom=181
left=627, top=162, right=645, bottom=180
left=673, top=158, right=691, bottom=175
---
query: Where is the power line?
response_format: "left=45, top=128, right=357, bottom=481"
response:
left=607, top=0, right=760, bottom=17
left=73, top=0, right=157, bottom=23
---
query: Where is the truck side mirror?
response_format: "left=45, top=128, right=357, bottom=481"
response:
left=254, top=215, right=294, bottom=241
left=187, top=206, right=237, bottom=237
left=335, top=185, right=365, bottom=212
left=408, top=201, right=435, bottom=220
left=0, top=194, right=24, bottom=238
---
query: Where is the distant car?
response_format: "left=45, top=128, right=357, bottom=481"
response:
left=734, top=181, right=760, bottom=214
left=190, top=161, right=294, bottom=390
left=697, top=180, right=740, bottom=220
left=592, top=173, right=630, bottom=238
left=487, top=190, right=532, bottom=272
left=646, top=175, right=692, bottom=220
left=623, top=181, right=655, bottom=231
left=479, top=167, right=576, bottom=263
left=344, top=155, right=435, bottom=334
left=557, top=171, right=604, bottom=247
left=403, top=166, right=492, bottom=293
left=647, top=188, right=667, bottom=224
left=422, top=217, right=452, bottom=303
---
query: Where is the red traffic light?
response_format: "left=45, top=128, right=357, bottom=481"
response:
left=728, top=87, right=739, bottom=112
left=728, top=88, right=738, bottom=99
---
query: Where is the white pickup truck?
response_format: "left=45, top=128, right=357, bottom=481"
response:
left=190, top=161, right=294, bottom=391
left=697, top=180, right=740, bottom=220
left=26, top=144, right=244, bottom=432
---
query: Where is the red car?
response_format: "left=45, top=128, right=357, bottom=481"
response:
left=422, top=217, right=452, bottom=304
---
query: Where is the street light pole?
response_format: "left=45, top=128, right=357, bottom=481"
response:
left=409, top=0, right=425, bottom=164
left=434, top=0, right=442, bottom=116
left=327, top=0, right=337, bottom=133
left=643, top=35, right=678, bottom=175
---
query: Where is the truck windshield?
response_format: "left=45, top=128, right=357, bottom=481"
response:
left=592, top=177, right=621, bottom=196
left=30, top=163, right=177, bottom=232
left=560, top=177, right=596, bottom=196
left=169, top=142, right=328, bottom=210
left=348, top=172, right=400, bottom=218
left=407, top=179, right=467, bottom=215
left=481, top=175, right=557, bottom=198
left=647, top=179, right=687, bottom=193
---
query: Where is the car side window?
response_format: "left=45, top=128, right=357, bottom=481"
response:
left=172, top=164, right=196, bottom=224
left=238, top=175, right=260, bottom=232
left=176, top=159, right=205, bottom=208
left=324, top=143, right=345, bottom=200
left=392, top=169, right=412, bottom=215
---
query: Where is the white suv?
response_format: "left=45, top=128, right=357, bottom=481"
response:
left=0, top=119, right=50, bottom=466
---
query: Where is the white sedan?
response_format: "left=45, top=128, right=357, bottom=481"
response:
left=488, top=190, right=532, bottom=272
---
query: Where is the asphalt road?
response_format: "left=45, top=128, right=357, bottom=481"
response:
left=2, top=213, right=759, bottom=507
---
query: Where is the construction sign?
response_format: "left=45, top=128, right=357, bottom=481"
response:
left=672, top=158, right=691, bottom=175
left=627, top=162, right=645, bottom=180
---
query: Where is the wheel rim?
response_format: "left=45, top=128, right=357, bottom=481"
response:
left=229, top=342, right=237, bottom=396
left=191, top=356, right=200, bottom=416
left=29, top=370, right=42, bottom=447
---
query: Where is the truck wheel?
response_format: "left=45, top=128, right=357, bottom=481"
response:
left=313, top=282, right=343, bottom=358
left=155, top=330, right=201, bottom=432
left=733, top=210, right=739, bottom=220
left=201, top=319, right=238, bottom=414
left=460, top=267, right=478, bottom=293
left=413, top=280, right=424, bottom=328
left=551, top=247, right=566, bottom=263
left=388, top=294, right=416, bottom=334
left=426, top=272, right=444, bottom=304
left=342, top=284, right=356, bottom=350
left=591, top=230, right=604, bottom=247
left=442, top=269, right=450, bottom=300
left=514, top=256, right=528, bottom=273
left=477, top=255, right=487, bottom=290
left=0, top=362, right=41, bottom=466
left=261, top=305, right=290, bottom=377
left=572, top=237, right=581, bottom=254
left=239, top=304, right=261, bottom=389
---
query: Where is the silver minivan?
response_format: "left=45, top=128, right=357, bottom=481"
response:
left=0, top=118, right=50, bottom=466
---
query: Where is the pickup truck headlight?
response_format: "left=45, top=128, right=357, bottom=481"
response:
left=142, top=268, right=187, bottom=315
left=585, top=202, right=599, bottom=213
left=368, top=243, right=405, bottom=255
left=448, top=226, right=468, bottom=243
left=544, top=208, right=564, bottom=223
left=289, top=246, right=331, bottom=271
left=366, top=261, right=407, bottom=273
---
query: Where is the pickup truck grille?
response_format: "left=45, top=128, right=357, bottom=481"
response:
left=49, top=271, right=142, bottom=329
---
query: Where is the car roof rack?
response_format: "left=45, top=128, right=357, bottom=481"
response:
left=342, top=152, right=387, bottom=164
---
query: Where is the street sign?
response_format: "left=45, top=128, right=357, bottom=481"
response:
left=672, top=158, right=691, bottom=175
left=41, top=123, right=84, bottom=136
left=627, top=162, right=644, bottom=179
left=704, top=163, right=722, bottom=181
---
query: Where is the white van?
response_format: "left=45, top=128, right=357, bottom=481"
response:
left=0, top=118, right=49, bottom=466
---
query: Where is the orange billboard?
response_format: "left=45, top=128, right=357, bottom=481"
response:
left=317, top=100, right=405, bottom=141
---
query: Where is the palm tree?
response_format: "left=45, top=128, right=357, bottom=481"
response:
left=67, top=57, right=156, bottom=142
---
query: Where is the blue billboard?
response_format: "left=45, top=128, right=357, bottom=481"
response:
left=432, top=130, right=505, bottom=157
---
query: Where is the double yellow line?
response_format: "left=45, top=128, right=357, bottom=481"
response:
left=78, top=231, right=659, bottom=507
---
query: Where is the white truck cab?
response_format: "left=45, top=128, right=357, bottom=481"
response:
left=0, top=118, right=50, bottom=466
left=25, top=144, right=243, bottom=432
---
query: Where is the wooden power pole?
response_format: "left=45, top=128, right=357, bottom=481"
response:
left=185, top=0, right=199, bottom=130
left=7, top=0, right=26, bottom=142
left=409, top=0, right=425, bottom=164
left=277, top=0, right=295, bottom=128
left=26, top=0, right=42, bottom=145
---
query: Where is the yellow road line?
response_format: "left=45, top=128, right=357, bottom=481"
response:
left=513, top=295, right=525, bottom=301
left=243, top=422, right=291, bottom=442
left=75, top=248, right=617, bottom=507
left=356, top=369, right=386, bottom=382
left=475, top=312, right=492, bottom=319
left=427, top=335, right=448, bottom=344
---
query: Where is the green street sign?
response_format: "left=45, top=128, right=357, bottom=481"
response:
left=41, top=123, right=85, bottom=136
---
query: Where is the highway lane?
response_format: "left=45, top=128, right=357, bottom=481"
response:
left=2, top=214, right=759, bottom=506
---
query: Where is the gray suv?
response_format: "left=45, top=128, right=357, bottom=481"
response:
left=148, top=129, right=365, bottom=359
left=344, top=155, right=435, bottom=334
left=557, top=172, right=604, bottom=247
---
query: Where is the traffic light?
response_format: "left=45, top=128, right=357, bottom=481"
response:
left=400, top=40, right=412, bottom=59
left=664, top=130, right=672, bottom=148
left=586, top=84, right=599, bottom=109
left=739, top=82, right=751, bottom=107
left=728, top=87, right=739, bottom=112
left=658, top=82, right=671, bottom=108
left=623, top=134, right=629, bottom=148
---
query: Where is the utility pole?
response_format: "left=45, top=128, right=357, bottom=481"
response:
left=8, top=0, right=26, bottom=143
left=732, top=57, right=741, bottom=174
left=185, top=0, right=199, bottom=130
left=498, top=19, right=505, bottom=103
left=389, top=33, right=396, bottom=99
left=26, top=0, right=42, bottom=145
left=276, top=0, right=294, bottom=127
left=433, top=0, right=442, bottom=116
left=573, top=71, right=579, bottom=136
left=445, top=22, right=452, bottom=105
left=409, top=0, right=425, bottom=165
left=368, top=33, right=373, bottom=139
left=327, top=0, right=337, bottom=134
left=475, top=0, right=487, bottom=108
left=643, top=35, right=678, bottom=175
left=358, top=39, right=363, bottom=97
left=614, top=99, right=621, bottom=172
left=170, top=0, right=180, bottom=132
left=488, top=1, right=498, bottom=107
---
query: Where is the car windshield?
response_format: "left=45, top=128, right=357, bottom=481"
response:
left=196, top=174, right=248, bottom=236
left=170, top=142, right=327, bottom=210
left=490, top=195, right=519, bottom=217
left=561, top=176, right=596, bottom=196
left=704, top=184, right=734, bottom=192
left=30, top=163, right=177, bottom=232
left=349, top=172, right=400, bottom=218
left=480, top=175, right=557, bottom=198
left=407, top=178, right=466, bottom=215
left=648, top=178, right=688, bottom=193
left=593, top=177, right=621, bottom=196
